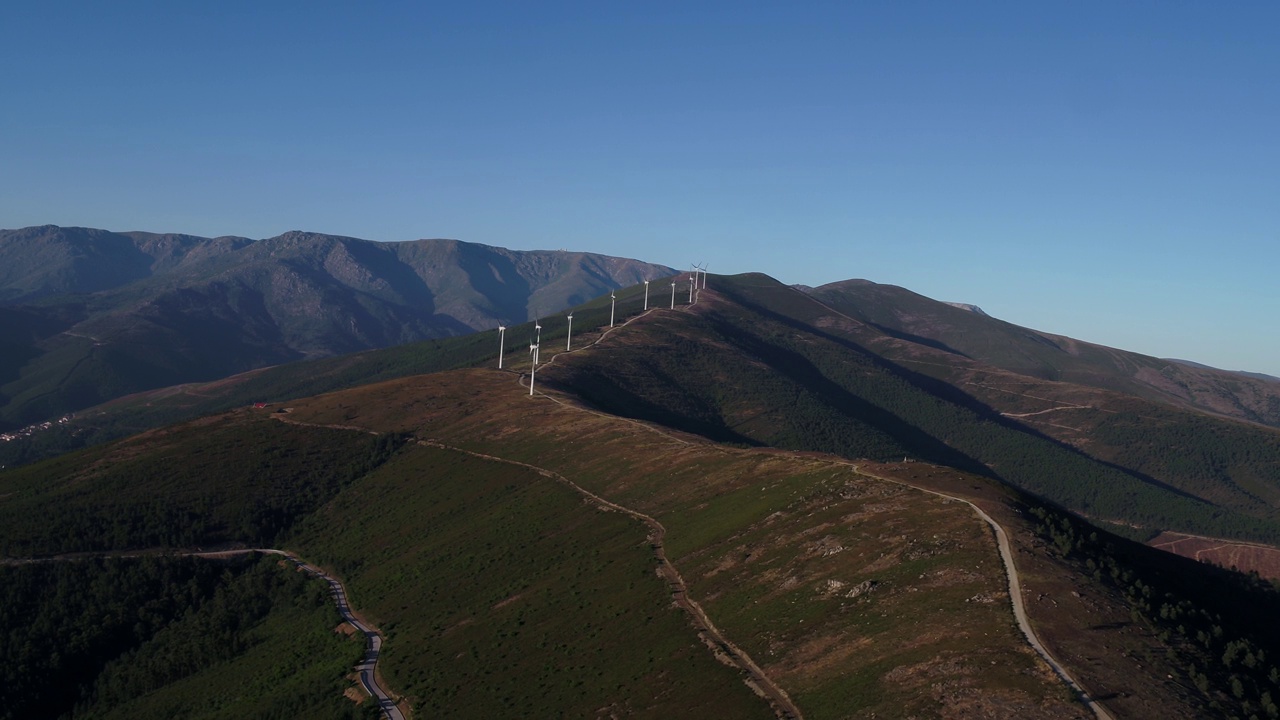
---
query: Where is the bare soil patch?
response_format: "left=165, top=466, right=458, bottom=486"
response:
left=1150, top=531, right=1280, bottom=579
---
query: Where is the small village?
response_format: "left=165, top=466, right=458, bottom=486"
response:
left=0, top=415, right=73, bottom=443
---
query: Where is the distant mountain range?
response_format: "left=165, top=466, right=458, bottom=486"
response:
left=0, top=225, right=673, bottom=430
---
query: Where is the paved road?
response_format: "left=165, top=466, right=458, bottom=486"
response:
left=13, top=547, right=408, bottom=720
left=197, top=549, right=407, bottom=720
left=319, top=567, right=404, bottom=720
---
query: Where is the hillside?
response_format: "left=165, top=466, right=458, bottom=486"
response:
left=792, top=280, right=1280, bottom=542
left=15, top=269, right=1280, bottom=553
left=0, top=277, right=662, bottom=468
left=11, top=284, right=1280, bottom=715
left=805, top=279, right=1280, bottom=428
left=0, top=369, right=1101, bottom=718
left=0, top=555, right=366, bottom=720
left=540, top=274, right=1280, bottom=551
left=0, top=225, right=673, bottom=431
left=14, top=362, right=1280, bottom=716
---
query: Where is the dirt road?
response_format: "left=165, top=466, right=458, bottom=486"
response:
left=848, top=467, right=1115, bottom=720
left=416, top=438, right=804, bottom=720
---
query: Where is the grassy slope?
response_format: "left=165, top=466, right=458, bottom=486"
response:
left=336, top=366, right=1276, bottom=719
left=286, top=444, right=767, bottom=719
left=80, top=558, right=369, bottom=720
left=281, top=369, right=1090, bottom=719
left=809, top=279, right=1280, bottom=428
left=0, top=278, right=666, bottom=467
left=543, top=275, right=1280, bottom=543
left=0, top=555, right=367, bottom=720
left=0, top=413, right=400, bottom=556
left=803, top=283, right=1280, bottom=534
left=6, top=353, right=1275, bottom=716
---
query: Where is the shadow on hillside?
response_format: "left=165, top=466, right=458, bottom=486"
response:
left=718, top=282, right=1212, bottom=506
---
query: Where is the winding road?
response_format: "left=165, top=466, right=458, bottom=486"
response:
left=5, top=547, right=405, bottom=720
left=417, top=439, right=803, bottom=720
left=512, top=290, right=1114, bottom=720
left=196, top=549, right=406, bottom=720
left=847, top=467, right=1115, bottom=720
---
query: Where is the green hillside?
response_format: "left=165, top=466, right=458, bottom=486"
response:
left=807, top=279, right=1280, bottom=428
left=1, top=366, right=1102, bottom=719
left=0, top=555, right=367, bottom=720
left=0, top=278, right=670, bottom=468
left=0, top=414, right=404, bottom=556
left=545, top=273, right=1280, bottom=543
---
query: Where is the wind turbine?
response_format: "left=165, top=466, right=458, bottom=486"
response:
left=688, top=274, right=695, bottom=303
left=609, top=291, right=616, bottom=327
left=670, top=280, right=677, bottom=309
left=643, top=280, right=650, bottom=310
left=566, top=312, right=573, bottom=350
left=692, top=261, right=707, bottom=289
left=534, top=318, right=542, bottom=344
left=528, top=340, right=540, bottom=396
left=497, top=325, right=506, bottom=369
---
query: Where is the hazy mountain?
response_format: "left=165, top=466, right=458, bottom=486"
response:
left=0, top=225, right=673, bottom=430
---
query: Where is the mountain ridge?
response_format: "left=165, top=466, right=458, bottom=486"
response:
left=8, top=272, right=1280, bottom=716
left=801, top=278, right=1280, bottom=429
left=0, top=225, right=674, bottom=430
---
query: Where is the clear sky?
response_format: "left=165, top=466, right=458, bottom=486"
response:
left=3, top=2, right=1277, bottom=375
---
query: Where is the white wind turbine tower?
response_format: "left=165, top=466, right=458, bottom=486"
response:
left=566, top=312, right=573, bottom=350
left=528, top=339, right=540, bottom=396
left=534, top=318, right=543, bottom=344
left=688, top=274, right=695, bottom=303
left=643, top=280, right=650, bottom=310
left=497, top=325, right=506, bottom=369
left=670, top=280, right=677, bottom=309
left=609, top=291, right=616, bottom=327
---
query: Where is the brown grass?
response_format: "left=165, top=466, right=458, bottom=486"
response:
left=280, top=368, right=1100, bottom=719
left=1150, top=531, right=1280, bottom=579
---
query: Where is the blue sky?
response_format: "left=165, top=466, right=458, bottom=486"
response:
left=3, top=2, right=1278, bottom=374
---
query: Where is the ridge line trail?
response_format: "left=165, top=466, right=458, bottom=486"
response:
left=2, top=547, right=408, bottom=720
left=415, top=438, right=804, bottom=720
left=517, top=291, right=705, bottom=446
